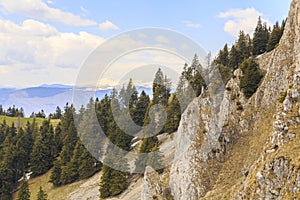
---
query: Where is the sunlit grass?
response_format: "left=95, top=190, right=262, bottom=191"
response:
left=0, top=115, right=60, bottom=127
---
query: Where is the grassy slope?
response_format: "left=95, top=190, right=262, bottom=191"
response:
left=13, top=170, right=100, bottom=200
left=0, top=115, right=60, bottom=127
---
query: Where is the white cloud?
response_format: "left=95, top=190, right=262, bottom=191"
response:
left=182, top=20, right=201, bottom=28
left=0, top=0, right=97, bottom=26
left=98, top=20, right=119, bottom=31
left=218, top=8, right=272, bottom=37
left=0, top=18, right=104, bottom=87
left=155, top=35, right=169, bottom=43
left=46, top=0, right=54, bottom=4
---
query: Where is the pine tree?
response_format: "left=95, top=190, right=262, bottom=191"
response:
left=99, top=149, right=129, bottom=198
left=15, top=127, right=33, bottom=178
left=49, top=159, right=62, bottom=186
left=60, top=141, right=82, bottom=184
left=52, top=106, right=62, bottom=119
left=239, top=58, right=264, bottom=98
left=253, top=17, right=270, bottom=56
left=60, top=121, right=78, bottom=165
left=30, top=120, right=56, bottom=177
left=96, top=94, right=110, bottom=135
left=0, top=137, right=15, bottom=200
left=164, top=94, right=181, bottom=133
left=133, top=91, right=150, bottom=127
left=229, top=45, right=239, bottom=70
left=17, top=174, right=30, bottom=200
left=78, top=98, right=103, bottom=158
left=176, top=63, right=195, bottom=111
left=188, top=54, right=207, bottom=96
left=53, top=123, right=62, bottom=156
left=236, top=31, right=252, bottom=61
left=134, top=136, right=159, bottom=173
left=60, top=139, right=100, bottom=184
left=216, top=44, right=229, bottom=66
left=143, top=68, right=172, bottom=135
left=0, top=105, right=3, bottom=115
left=267, top=21, right=284, bottom=52
left=36, top=186, right=48, bottom=200
left=78, top=147, right=100, bottom=179
left=153, top=68, right=165, bottom=105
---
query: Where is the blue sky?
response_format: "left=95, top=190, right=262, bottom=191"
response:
left=0, top=0, right=292, bottom=88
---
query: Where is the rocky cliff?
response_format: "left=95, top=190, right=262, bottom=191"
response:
left=143, top=0, right=300, bottom=199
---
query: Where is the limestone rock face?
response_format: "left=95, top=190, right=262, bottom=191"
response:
left=141, top=0, right=300, bottom=199
left=167, top=0, right=300, bottom=199
left=168, top=97, right=204, bottom=200
left=142, top=166, right=163, bottom=200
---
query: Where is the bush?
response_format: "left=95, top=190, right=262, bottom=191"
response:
left=278, top=91, right=287, bottom=103
left=236, top=101, right=243, bottom=111
left=239, top=58, right=263, bottom=98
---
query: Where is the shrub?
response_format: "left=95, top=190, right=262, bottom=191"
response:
left=279, top=91, right=287, bottom=103
left=239, top=58, right=263, bottom=98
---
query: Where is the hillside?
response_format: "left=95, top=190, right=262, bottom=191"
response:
left=144, top=0, right=300, bottom=199
left=5, top=1, right=298, bottom=200
left=12, top=132, right=175, bottom=200
left=0, top=115, right=60, bottom=128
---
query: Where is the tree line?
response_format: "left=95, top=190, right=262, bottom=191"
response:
left=214, top=17, right=285, bottom=98
left=0, top=105, right=25, bottom=117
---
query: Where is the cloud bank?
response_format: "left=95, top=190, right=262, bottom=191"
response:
left=218, top=8, right=272, bottom=37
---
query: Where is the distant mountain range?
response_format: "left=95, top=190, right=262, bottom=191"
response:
left=0, top=84, right=152, bottom=117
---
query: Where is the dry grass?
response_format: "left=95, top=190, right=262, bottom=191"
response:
left=13, top=170, right=100, bottom=200
left=201, top=104, right=276, bottom=199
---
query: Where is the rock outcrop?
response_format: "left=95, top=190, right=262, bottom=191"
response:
left=168, top=0, right=300, bottom=199
left=142, top=166, right=164, bottom=200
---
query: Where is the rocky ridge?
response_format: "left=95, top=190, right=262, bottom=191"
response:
left=142, top=0, right=300, bottom=199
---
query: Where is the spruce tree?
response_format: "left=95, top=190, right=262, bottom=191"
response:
left=229, top=45, right=239, bottom=70
left=253, top=17, right=270, bottom=56
left=17, top=175, right=30, bottom=200
left=53, top=123, right=62, bottom=156
left=187, top=54, right=207, bottom=97
left=236, top=31, right=252, bottom=61
left=0, top=105, right=3, bottom=115
left=176, top=63, right=195, bottom=111
left=36, top=186, right=48, bottom=200
left=15, top=127, right=33, bottom=178
left=78, top=98, right=103, bottom=158
left=135, top=136, right=159, bottom=173
left=49, top=159, right=62, bottom=186
left=60, top=141, right=81, bottom=184
left=267, top=21, right=284, bottom=52
left=133, top=90, right=150, bottom=127
left=30, top=120, right=56, bottom=177
left=60, top=121, right=78, bottom=165
left=99, top=149, right=129, bottom=198
left=216, top=44, right=229, bottom=66
left=53, top=106, right=62, bottom=119
left=239, top=58, right=264, bottom=98
left=0, top=137, right=15, bottom=200
left=96, top=94, right=111, bottom=135
left=78, top=147, right=100, bottom=179
left=164, top=94, right=181, bottom=133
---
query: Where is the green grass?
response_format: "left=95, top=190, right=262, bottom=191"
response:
left=0, top=115, right=60, bottom=127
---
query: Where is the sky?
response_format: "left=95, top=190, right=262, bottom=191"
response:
left=0, top=0, right=292, bottom=88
